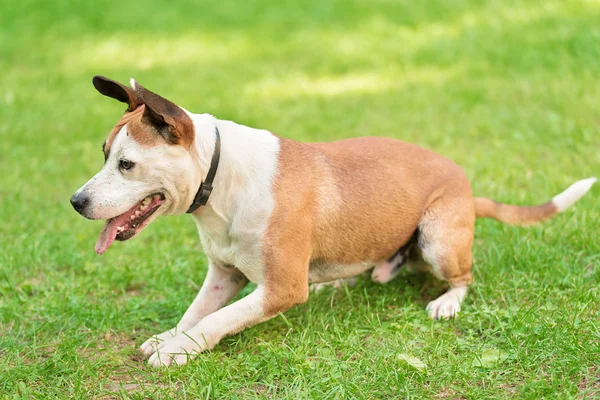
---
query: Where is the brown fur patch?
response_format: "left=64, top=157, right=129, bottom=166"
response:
left=133, top=83, right=195, bottom=148
left=262, top=140, right=316, bottom=315
left=102, top=105, right=174, bottom=158
left=103, top=106, right=143, bottom=158
left=307, top=137, right=470, bottom=265
left=474, top=197, right=557, bottom=225
left=261, top=136, right=476, bottom=313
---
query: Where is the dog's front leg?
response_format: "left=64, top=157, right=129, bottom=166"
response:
left=148, top=245, right=311, bottom=366
left=147, top=285, right=281, bottom=367
left=140, top=262, right=248, bottom=357
left=147, top=200, right=314, bottom=367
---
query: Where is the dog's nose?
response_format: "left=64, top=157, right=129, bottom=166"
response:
left=70, top=193, right=89, bottom=214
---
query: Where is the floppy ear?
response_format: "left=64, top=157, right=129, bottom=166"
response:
left=131, top=79, right=195, bottom=148
left=92, top=75, right=142, bottom=112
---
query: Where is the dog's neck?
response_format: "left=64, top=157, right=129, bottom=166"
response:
left=188, top=113, right=281, bottom=223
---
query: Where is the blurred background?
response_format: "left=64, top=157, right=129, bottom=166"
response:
left=1, top=0, right=599, bottom=398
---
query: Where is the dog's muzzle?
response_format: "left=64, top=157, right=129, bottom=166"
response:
left=70, top=192, right=89, bottom=215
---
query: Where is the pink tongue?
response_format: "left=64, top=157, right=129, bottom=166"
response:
left=93, top=197, right=162, bottom=255
left=95, top=219, right=119, bottom=255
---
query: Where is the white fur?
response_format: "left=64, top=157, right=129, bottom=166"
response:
left=426, top=286, right=467, bottom=319
left=141, top=263, right=248, bottom=359
left=77, top=102, right=281, bottom=366
left=552, top=177, right=597, bottom=212
left=141, top=114, right=280, bottom=366
left=420, top=243, right=448, bottom=281
left=189, top=114, right=280, bottom=284
left=148, top=286, right=269, bottom=367
left=73, top=125, right=195, bottom=220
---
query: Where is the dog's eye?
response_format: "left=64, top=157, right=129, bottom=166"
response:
left=119, top=159, right=135, bottom=171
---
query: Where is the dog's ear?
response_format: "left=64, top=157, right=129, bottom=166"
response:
left=92, top=76, right=142, bottom=112
left=131, top=79, right=195, bottom=148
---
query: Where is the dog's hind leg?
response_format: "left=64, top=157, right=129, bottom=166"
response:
left=418, top=195, right=475, bottom=319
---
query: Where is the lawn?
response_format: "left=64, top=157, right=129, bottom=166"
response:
left=1, top=0, right=599, bottom=398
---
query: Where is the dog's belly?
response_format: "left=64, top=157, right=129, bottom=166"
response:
left=308, top=259, right=373, bottom=283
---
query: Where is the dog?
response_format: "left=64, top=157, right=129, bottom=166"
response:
left=71, top=76, right=596, bottom=367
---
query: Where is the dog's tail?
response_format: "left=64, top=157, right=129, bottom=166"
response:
left=474, top=177, right=596, bottom=225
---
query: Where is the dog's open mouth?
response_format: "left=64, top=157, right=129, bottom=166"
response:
left=95, top=193, right=165, bottom=255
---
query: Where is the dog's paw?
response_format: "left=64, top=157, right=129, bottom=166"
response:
left=310, top=277, right=358, bottom=293
left=147, top=334, right=207, bottom=367
left=140, top=328, right=178, bottom=356
left=310, top=281, right=336, bottom=293
left=426, top=293, right=461, bottom=319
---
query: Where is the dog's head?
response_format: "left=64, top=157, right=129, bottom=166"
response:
left=71, top=76, right=200, bottom=254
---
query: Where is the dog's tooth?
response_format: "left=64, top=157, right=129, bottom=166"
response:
left=135, top=210, right=141, bottom=216
left=130, top=215, right=135, bottom=220
left=142, top=197, right=151, bottom=206
left=117, top=226, right=124, bottom=232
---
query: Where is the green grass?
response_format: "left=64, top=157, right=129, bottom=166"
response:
left=1, top=0, right=599, bottom=398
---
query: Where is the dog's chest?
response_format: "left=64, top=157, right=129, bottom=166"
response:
left=193, top=212, right=267, bottom=284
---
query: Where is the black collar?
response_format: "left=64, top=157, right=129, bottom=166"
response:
left=186, top=126, right=221, bottom=213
